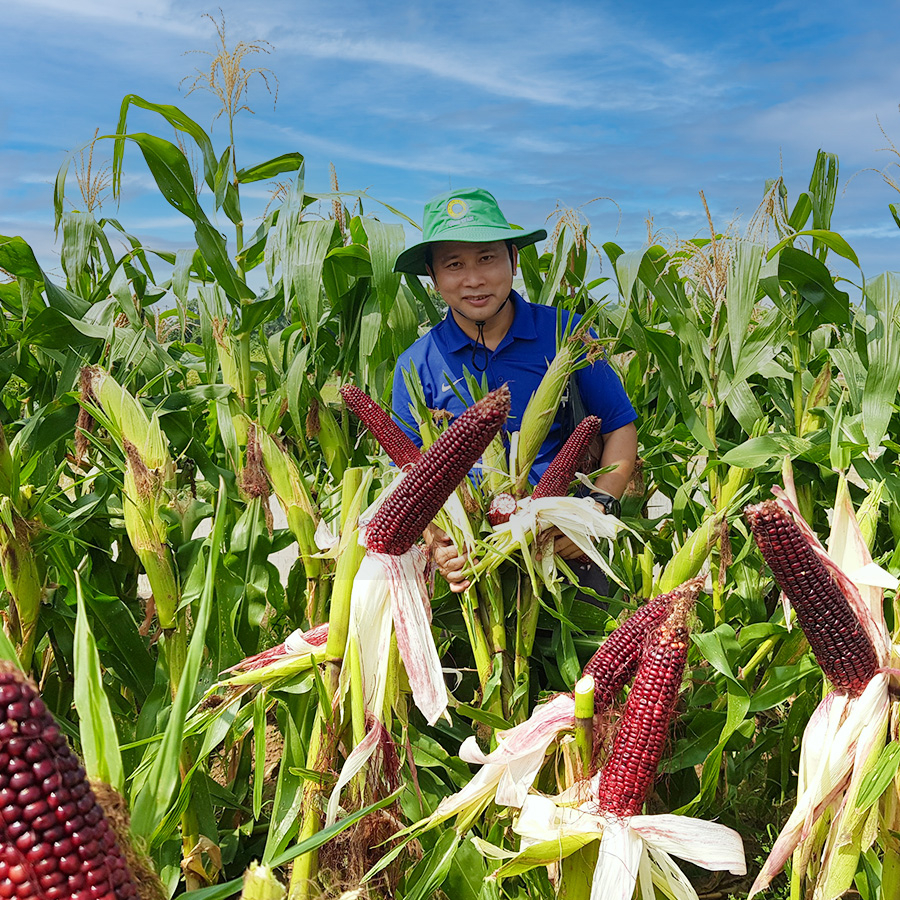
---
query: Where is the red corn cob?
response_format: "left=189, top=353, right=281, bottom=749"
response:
left=340, top=385, right=423, bottom=469
left=365, top=386, right=511, bottom=555
left=595, top=584, right=697, bottom=817
left=486, top=492, right=517, bottom=526
left=745, top=500, right=877, bottom=696
left=532, top=416, right=601, bottom=500
left=0, top=664, right=143, bottom=900
left=582, top=577, right=703, bottom=716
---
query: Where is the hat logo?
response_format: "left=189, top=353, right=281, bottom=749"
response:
left=446, top=198, right=469, bottom=219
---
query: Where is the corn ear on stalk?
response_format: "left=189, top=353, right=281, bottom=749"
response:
left=82, top=368, right=179, bottom=629
left=0, top=502, right=42, bottom=669
left=532, top=415, right=601, bottom=500
left=0, top=662, right=163, bottom=900
left=595, top=583, right=697, bottom=816
left=582, top=577, right=703, bottom=716
left=514, top=342, right=578, bottom=494
left=240, top=863, right=285, bottom=900
left=339, top=385, right=422, bottom=468
left=745, top=499, right=878, bottom=696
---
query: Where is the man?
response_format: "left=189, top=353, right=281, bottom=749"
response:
left=391, top=187, right=637, bottom=592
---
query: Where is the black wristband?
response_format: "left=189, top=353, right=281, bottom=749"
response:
left=593, top=492, right=621, bottom=518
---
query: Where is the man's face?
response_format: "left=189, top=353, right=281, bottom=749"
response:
left=428, top=241, right=516, bottom=322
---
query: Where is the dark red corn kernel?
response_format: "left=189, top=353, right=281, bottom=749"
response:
left=20, top=720, right=41, bottom=739
left=8, top=765, right=29, bottom=782
left=24, top=743, right=48, bottom=764
left=36, top=817, right=62, bottom=836
left=340, top=385, right=423, bottom=469
left=0, top=685, right=20, bottom=704
left=596, top=585, right=698, bottom=817
left=532, top=416, right=602, bottom=500
left=366, top=386, right=511, bottom=555
left=84, top=806, right=102, bottom=826
left=745, top=500, right=878, bottom=696
left=6, top=738, right=28, bottom=757
left=32, top=759, right=56, bottom=782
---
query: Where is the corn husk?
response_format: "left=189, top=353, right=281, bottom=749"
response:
left=513, top=342, right=577, bottom=494
left=86, top=368, right=179, bottom=628
left=241, top=862, right=286, bottom=900
left=0, top=500, right=42, bottom=666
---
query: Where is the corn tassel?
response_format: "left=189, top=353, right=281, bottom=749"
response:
left=745, top=500, right=877, bottom=696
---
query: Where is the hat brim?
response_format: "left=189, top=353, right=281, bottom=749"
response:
left=393, top=226, right=548, bottom=276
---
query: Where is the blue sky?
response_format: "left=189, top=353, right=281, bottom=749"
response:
left=3, top=0, right=899, bottom=291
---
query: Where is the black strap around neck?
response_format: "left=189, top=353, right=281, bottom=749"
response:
left=456, top=293, right=512, bottom=373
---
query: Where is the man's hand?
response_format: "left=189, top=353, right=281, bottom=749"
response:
left=543, top=498, right=613, bottom=560
left=424, top=524, right=471, bottom=593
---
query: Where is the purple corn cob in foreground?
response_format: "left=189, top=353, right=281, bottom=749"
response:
left=595, top=584, right=698, bottom=817
left=0, top=664, right=147, bottom=900
left=582, top=577, right=703, bottom=716
left=366, top=386, right=511, bottom=555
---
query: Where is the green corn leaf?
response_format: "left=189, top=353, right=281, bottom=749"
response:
left=252, top=690, right=267, bottom=821
left=401, top=830, right=461, bottom=900
left=361, top=218, right=404, bottom=316
left=73, top=572, right=124, bottom=792
left=0, top=621, right=21, bottom=668
left=861, top=273, right=900, bottom=454
left=0, top=234, right=43, bottom=281
left=726, top=240, right=764, bottom=366
left=856, top=741, right=900, bottom=812
left=767, top=228, right=859, bottom=268
left=237, top=152, right=304, bottom=183
left=195, top=220, right=254, bottom=301
left=493, top=834, right=598, bottom=879
left=61, top=211, right=96, bottom=288
left=777, top=246, right=850, bottom=331
left=113, top=95, right=217, bottom=195
left=119, top=132, right=202, bottom=220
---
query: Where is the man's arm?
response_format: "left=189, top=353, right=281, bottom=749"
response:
left=592, top=422, right=638, bottom=506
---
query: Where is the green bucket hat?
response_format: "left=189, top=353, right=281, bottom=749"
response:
left=393, top=187, right=547, bottom=276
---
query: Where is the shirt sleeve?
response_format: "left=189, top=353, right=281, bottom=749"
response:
left=575, top=356, right=637, bottom=434
left=391, top=354, right=425, bottom=448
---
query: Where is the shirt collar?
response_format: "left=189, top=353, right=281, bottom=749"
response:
left=440, top=290, right=537, bottom=353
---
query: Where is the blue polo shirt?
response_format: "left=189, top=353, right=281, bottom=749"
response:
left=391, top=291, right=637, bottom=484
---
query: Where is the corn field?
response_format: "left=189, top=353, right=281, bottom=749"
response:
left=2, top=56, right=900, bottom=900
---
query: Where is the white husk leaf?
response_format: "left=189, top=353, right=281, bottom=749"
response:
left=629, top=813, right=746, bottom=873
left=590, top=819, right=642, bottom=900
left=375, top=548, right=448, bottom=725
left=339, top=553, right=393, bottom=716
